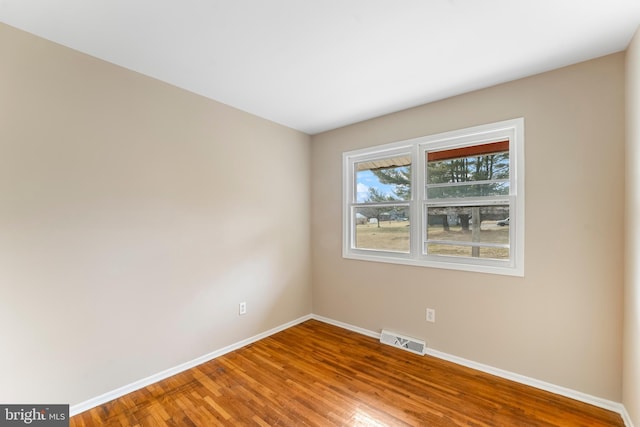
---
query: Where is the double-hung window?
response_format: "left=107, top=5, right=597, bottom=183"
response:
left=343, top=118, right=524, bottom=276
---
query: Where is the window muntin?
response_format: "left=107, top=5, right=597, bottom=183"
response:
left=343, top=119, right=524, bottom=276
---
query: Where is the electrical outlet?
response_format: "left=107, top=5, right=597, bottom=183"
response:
left=239, top=302, right=247, bottom=315
left=426, top=308, right=436, bottom=323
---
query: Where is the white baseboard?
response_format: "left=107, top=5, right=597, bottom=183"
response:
left=311, top=314, right=380, bottom=339
left=621, top=406, right=635, bottom=427
left=311, top=314, right=634, bottom=427
left=71, top=313, right=634, bottom=427
left=70, top=314, right=312, bottom=416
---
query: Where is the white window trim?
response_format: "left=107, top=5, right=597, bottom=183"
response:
left=343, top=118, right=524, bottom=277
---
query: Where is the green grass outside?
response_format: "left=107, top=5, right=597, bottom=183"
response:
left=356, top=220, right=509, bottom=259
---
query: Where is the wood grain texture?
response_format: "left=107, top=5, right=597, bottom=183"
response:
left=70, top=320, right=623, bottom=426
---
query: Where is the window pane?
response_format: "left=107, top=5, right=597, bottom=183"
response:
left=356, top=157, right=411, bottom=202
left=425, top=205, right=509, bottom=259
left=426, top=149, right=508, bottom=186
left=354, top=207, right=410, bottom=252
left=426, top=243, right=473, bottom=257
left=426, top=181, right=509, bottom=199
left=425, top=244, right=509, bottom=260
left=479, top=247, right=510, bottom=259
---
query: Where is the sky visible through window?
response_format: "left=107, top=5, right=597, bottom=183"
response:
left=356, top=170, right=402, bottom=202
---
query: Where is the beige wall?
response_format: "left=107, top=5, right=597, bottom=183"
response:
left=0, top=23, right=312, bottom=405
left=625, top=26, right=640, bottom=426
left=1, top=19, right=631, bottom=411
left=311, top=54, right=625, bottom=400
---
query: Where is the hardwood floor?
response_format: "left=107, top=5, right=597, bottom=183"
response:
left=70, top=320, right=623, bottom=426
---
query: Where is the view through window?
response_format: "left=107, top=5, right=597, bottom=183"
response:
left=425, top=141, right=510, bottom=260
left=354, top=157, right=411, bottom=252
left=343, top=118, right=524, bottom=276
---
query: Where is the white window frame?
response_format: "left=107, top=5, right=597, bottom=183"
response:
left=343, top=118, right=524, bottom=276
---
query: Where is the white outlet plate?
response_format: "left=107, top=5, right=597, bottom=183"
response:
left=426, top=308, right=436, bottom=323
left=239, top=302, right=247, bottom=315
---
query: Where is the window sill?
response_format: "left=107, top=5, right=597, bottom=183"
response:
left=343, top=251, right=524, bottom=277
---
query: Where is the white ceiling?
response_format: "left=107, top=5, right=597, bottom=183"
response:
left=1, top=1, right=640, bottom=134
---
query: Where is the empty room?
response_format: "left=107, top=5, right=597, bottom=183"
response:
left=2, top=1, right=640, bottom=426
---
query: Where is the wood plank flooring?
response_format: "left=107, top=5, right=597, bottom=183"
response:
left=70, top=319, right=623, bottom=426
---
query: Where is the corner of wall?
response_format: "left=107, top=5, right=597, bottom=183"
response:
left=624, top=24, right=640, bottom=427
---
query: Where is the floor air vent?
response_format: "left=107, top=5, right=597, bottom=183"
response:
left=380, top=330, right=426, bottom=355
